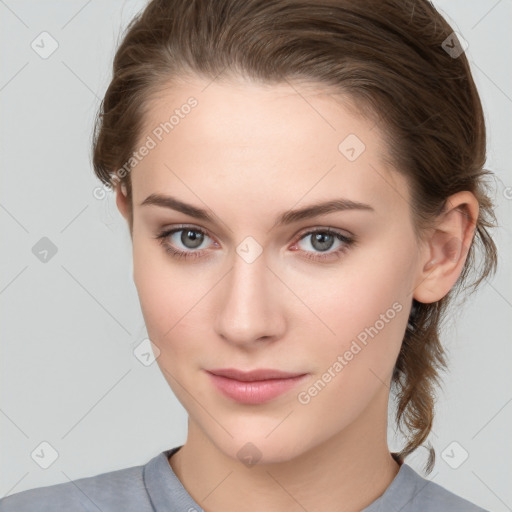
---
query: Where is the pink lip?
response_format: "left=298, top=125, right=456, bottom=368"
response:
left=205, top=368, right=308, bottom=404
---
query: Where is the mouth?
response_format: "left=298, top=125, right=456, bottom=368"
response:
left=205, top=368, right=309, bottom=404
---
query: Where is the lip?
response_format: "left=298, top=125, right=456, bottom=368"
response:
left=205, top=368, right=308, bottom=404
left=207, top=368, right=306, bottom=381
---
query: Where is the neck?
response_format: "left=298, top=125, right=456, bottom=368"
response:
left=169, top=388, right=400, bottom=512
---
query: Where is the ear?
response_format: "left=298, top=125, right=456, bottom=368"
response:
left=413, top=191, right=479, bottom=304
left=115, top=182, right=130, bottom=222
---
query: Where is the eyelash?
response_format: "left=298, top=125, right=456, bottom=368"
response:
left=154, top=225, right=355, bottom=262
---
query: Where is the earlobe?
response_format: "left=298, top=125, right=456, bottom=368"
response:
left=413, top=191, right=478, bottom=304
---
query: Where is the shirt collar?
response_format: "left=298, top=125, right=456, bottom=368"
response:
left=143, top=446, right=205, bottom=512
left=143, top=446, right=424, bottom=512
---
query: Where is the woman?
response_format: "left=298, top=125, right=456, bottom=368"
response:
left=0, top=0, right=498, bottom=510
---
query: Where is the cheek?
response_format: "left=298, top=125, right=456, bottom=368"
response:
left=132, top=237, right=187, bottom=343
left=296, top=266, right=408, bottom=421
left=303, top=247, right=411, bottom=372
left=132, top=237, right=214, bottom=369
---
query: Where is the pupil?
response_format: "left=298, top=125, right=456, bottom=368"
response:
left=312, top=232, right=334, bottom=252
left=182, top=230, right=203, bottom=249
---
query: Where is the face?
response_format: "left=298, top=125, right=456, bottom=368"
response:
left=120, top=77, right=425, bottom=464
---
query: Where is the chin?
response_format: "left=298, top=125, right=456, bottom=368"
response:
left=209, top=430, right=313, bottom=467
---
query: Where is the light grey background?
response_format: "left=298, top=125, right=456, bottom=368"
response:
left=0, top=0, right=510, bottom=510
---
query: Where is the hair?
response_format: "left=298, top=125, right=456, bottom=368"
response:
left=91, top=0, right=498, bottom=473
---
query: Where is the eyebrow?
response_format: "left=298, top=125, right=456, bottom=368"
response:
left=140, top=193, right=375, bottom=228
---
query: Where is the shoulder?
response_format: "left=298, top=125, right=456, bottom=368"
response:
left=0, top=463, right=151, bottom=512
left=397, top=464, right=490, bottom=512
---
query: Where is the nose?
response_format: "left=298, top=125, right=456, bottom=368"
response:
left=214, top=249, right=286, bottom=349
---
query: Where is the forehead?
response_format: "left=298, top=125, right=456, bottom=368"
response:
left=131, top=76, right=409, bottom=222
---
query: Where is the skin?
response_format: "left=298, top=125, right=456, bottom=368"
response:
left=115, top=76, right=478, bottom=512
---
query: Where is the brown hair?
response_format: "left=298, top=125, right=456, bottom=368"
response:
left=91, top=0, right=498, bottom=473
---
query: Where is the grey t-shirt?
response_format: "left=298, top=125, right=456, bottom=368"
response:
left=0, top=446, right=489, bottom=511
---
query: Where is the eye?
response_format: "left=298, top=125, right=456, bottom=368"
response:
left=290, top=228, right=355, bottom=262
left=154, top=225, right=355, bottom=263
left=154, top=225, right=217, bottom=261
